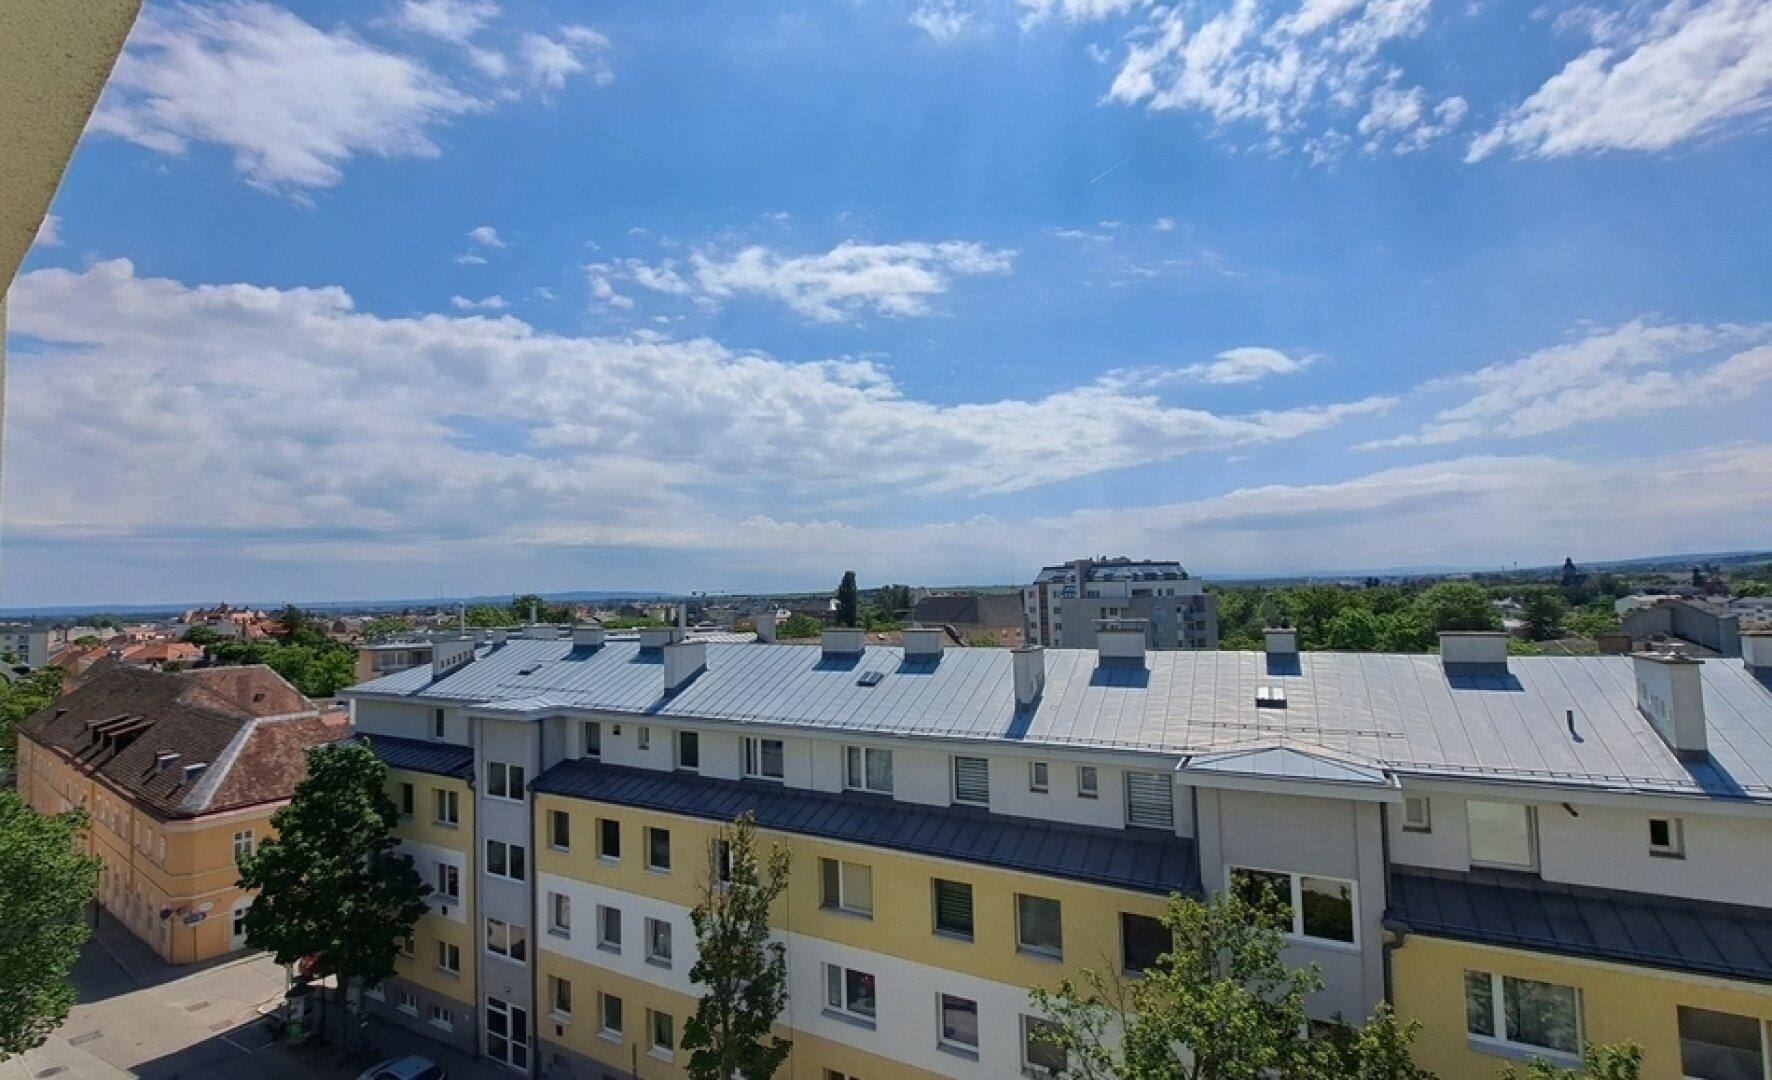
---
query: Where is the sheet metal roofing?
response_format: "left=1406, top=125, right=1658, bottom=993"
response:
left=359, top=732, right=474, bottom=779
left=1387, top=867, right=1772, bottom=984
left=345, top=640, right=1772, bottom=803
left=534, top=759, right=1200, bottom=895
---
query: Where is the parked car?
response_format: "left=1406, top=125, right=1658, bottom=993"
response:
left=356, top=1055, right=444, bottom=1080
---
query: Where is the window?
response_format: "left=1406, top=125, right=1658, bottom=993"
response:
left=744, top=737, right=785, bottom=780
left=1229, top=867, right=1357, bottom=945
left=598, top=818, right=621, bottom=861
left=648, top=1009, right=675, bottom=1058
left=1121, top=912, right=1169, bottom=974
left=637, top=725, right=650, bottom=750
left=939, top=993, right=979, bottom=1052
left=675, top=730, right=700, bottom=771
left=597, top=905, right=622, bottom=951
left=486, top=839, right=526, bottom=882
left=435, top=862, right=460, bottom=901
left=1077, top=765, right=1099, bottom=799
left=233, top=830, right=253, bottom=858
left=432, top=708, right=445, bottom=739
left=485, top=997, right=529, bottom=1070
left=398, top=782, right=414, bottom=817
left=397, top=989, right=418, bottom=1016
left=437, top=940, right=460, bottom=974
left=844, top=745, right=893, bottom=793
left=1016, top=894, right=1063, bottom=958
left=1468, top=800, right=1535, bottom=869
left=1403, top=795, right=1432, bottom=832
left=1464, top=971, right=1580, bottom=1057
left=549, top=975, right=572, bottom=1019
left=399, top=935, right=415, bottom=958
left=1029, top=760, right=1050, bottom=793
left=932, top=878, right=974, bottom=939
left=486, top=918, right=527, bottom=962
left=1678, top=1005, right=1765, bottom=1080
left=1126, top=771, right=1175, bottom=829
left=823, top=963, right=877, bottom=1021
left=645, top=917, right=673, bottom=965
left=1023, top=1014, right=1067, bottom=1076
left=599, top=993, right=624, bottom=1038
left=714, top=839, right=733, bottom=883
left=646, top=827, right=671, bottom=871
left=548, top=892, right=571, bottom=935
left=487, top=761, right=526, bottom=801
left=952, top=755, right=990, bottom=805
left=582, top=720, right=601, bottom=759
left=231, top=902, right=250, bottom=940
left=820, top=858, right=874, bottom=917
left=1649, top=817, right=1685, bottom=858
left=428, top=1002, right=453, bottom=1031
left=549, top=809, right=571, bottom=851
left=433, top=788, right=459, bottom=826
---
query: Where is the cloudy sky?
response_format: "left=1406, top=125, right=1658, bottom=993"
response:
left=6, top=0, right=1771, bottom=606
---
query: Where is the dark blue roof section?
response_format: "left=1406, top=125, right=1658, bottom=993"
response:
left=1386, top=867, right=1772, bottom=984
left=359, top=733, right=475, bottom=780
left=534, top=760, right=1200, bottom=896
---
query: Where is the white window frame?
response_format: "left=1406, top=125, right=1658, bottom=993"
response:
left=843, top=745, right=894, bottom=793
left=644, top=917, right=673, bottom=966
left=230, top=900, right=251, bottom=943
left=637, top=725, right=650, bottom=750
left=396, top=989, right=418, bottom=1016
left=1015, top=893, right=1064, bottom=959
left=485, top=917, right=527, bottom=963
left=434, top=788, right=459, bottom=826
left=1077, top=765, right=1099, bottom=799
left=1227, top=865, right=1359, bottom=948
left=486, top=838, right=526, bottom=882
left=598, top=817, right=621, bottom=862
left=428, top=1002, right=453, bottom=1031
left=743, top=737, right=785, bottom=781
left=820, top=858, right=874, bottom=917
left=437, top=940, right=461, bottom=974
left=582, top=720, right=601, bottom=759
left=486, top=761, right=527, bottom=802
left=548, top=809, right=571, bottom=852
left=436, top=861, right=460, bottom=901
left=951, top=755, right=990, bottom=806
left=648, top=1008, right=675, bottom=1061
left=1649, top=816, right=1685, bottom=859
left=1676, top=1005, right=1768, bottom=1080
left=645, top=826, right=671, bottom=872
left=597, top=904, right=622, bottom=952
left=549, top=975, right=572, bottom=1021
left=1467, top=800, right=1538, bottom=870
left=1029, top=761, right=1050, bottom=793
left=822, top=962, right=878, bottom=1022
left=432, top=708, right=446, bottom=739
left=599, top=992, right=624, bottom=1040
left=1403, top=795, right=1432, bottom=833
left=232, top=829, right=253, bottom=858
left=674, top=730, right=700, bottom=772
left=1021, top=1013, right=1067, bottom=1077
left=1464, top=970, right=1582, bottom=1063
left=937, top=992, right=980, bottom=1053
left=548, top=891, right=571, bottom=936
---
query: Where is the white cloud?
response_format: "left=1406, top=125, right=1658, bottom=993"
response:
left=518, top=26, right=611, bottom=91
left=587, top=272, right=634, bottom=310
left=454, top=252, right=488, bottom=266
left=911, top=0, right=975, bottom=41
left=467, top=225, right=505, bottom=248
left=625, top=240, right=1017, bottom=322
left=1468, top=0, right=1772, bottom=161
left=450, top=293, right=507, bottom=310
left=1358, top=318, right=1772, bottom=447
left=1153, top=215, right=1177, bottom=231
left=34, top=214, right=61, bottom=247
left=1019, top=0, right=1150, bottom=28
left=392, top=0, right=499, bottom=44
left=1102, top=347, right=1315, bottom=388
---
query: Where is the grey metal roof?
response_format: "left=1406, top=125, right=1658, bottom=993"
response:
left=1386, top=867, right=1772, bottom=984
left=533, top=759, right=1200, bottom=895
left=359, top=732, right=475, bottom=779
left=345, top=640, right=1772, bottom=802
left=1185, top=745, right=1392, bottom=786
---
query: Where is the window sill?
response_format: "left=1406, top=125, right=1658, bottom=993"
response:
left=933, top=929, right=975, bottom=944
left=1649, top=850, right=1685, bottom=860
left=432, top=821, right=459, bottom=830
left=645, top=865, right=671, bottom=875
left=937, top=1041, right=980, bottom=1062
left=645, top=956, right=672, bottom=970
left=820, top=905, right=874, bottom=922
left=598, top=1029, right=622, bottom=1045
left=597, top=856, right=620, bottom=867
left=549, top=1011, right=571, bottom=1025
left=1017, top=946, right=1064, bottom=962
left=434, top=966, right=460, bottom=979
left=548, top=928, right=571, bottom=940
left=647, top=1048, right=675, bottom=1064
left=549, top=844, right=569, bottom=854
left=821, top=1008, right=878, bottom=1031
left=1283, top=935, right=1360, bottom=954
left=598, top=943, right=622, bottom=955
left=397, top=1006, right=419, bottom=1017
left=1466, top=1036, right=1579, bottom=1067
left=485, top=951, right=527, bottom=967
left=429, top=1020, right=453, bottom=1032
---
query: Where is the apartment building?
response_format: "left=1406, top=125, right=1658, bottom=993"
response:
left=0, top=623, right=50, bottom=666
left=16, top=664, right=345, bottom=962
left=1023, top=556, right=1218, bottom=651
left=343, top=623, right=1772, bottom=1080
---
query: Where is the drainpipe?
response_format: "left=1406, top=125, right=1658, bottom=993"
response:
left=1378, top=801, right=1400, bottom=1005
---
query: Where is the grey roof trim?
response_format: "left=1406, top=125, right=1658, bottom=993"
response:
left=179, top=716, right=261, bottom=815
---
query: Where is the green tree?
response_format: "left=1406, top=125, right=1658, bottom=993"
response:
left=1497, top=1042, right=1643, bottom=1079
left=1565, top=605, right=1620, bottom=638
left=1286, top=585, right=1349, bottom=648
left=1030, top=886, right=1430, bottom=1079
left=181, top=624, right=220, bottom=645
left=0, top=667, right=67, bottom=770
left=72, top=635, right=103, bottom=647
left=209, top=636, right=357, bottom=698
left=360, top=616, right=412, bottom=640
left=682, top=813, right=792, bottom=1079
left=1413, top=583, right=1502, bottom=635
left=776, top=614, right=822, bottom=639
left=872, top=584, right=913, bottom=618
left=0, top=793, right=99, bottom=1059
left=235, top=741, right=430, bottom=1045
left=1323, top=608, right=1384, bottom=651
left=1522, top=591, right=1567, bottom=641
left=275, top=604, right=310, bottom=639
left=835, top=571, right=860, bottom=628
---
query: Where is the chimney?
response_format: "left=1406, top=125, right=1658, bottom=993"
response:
left=1012, top=646, right=1045, bottom=706
left=1742, top=630, right=1772, bottom=673
left=181, top=762, right=207, bottom=783
left=523, top=624, right=558, bottom=640
left=154, top=750, right=182, bottom=774
left=572, top=625, right=606, bottom=648
left=1439, top=631, right=1508, bottom=671
left=639, top=626, right=685, bottom=649
left=489, top=629, right=509, bottom=646
left=903, top=627, right=945, bottom=663
left=1633, top=649, right=1708, bottom=761
left=664, top=640, right=707, bottom=694
left=1263, top=627, right=1298, bottom=657
left=755, top=613, right=777, bottom=643
left=432, top=636, right=475, bottom=679
left=822, top=628, right=865, bottom=658
left=1096, top=627, right=1146, bottom=667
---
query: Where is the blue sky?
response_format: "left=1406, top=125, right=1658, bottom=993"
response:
left=6, top=0, right=1771, bottom=605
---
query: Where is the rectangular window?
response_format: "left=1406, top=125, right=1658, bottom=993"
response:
left=432, top=708, right=445, bottom=739
left=1229, top=867, right=1357, bottom=946
left=932, top=878, right=974, bottom=939
left=600, top=993, right=624, bottom=1037
left=820, top=858, right=874, bottom=917
left=485, top=918, right=527, bottom=962
left=486, top=761, right=526, bottom=801
left=1023, top=1014, right=1067, bottom=1076
left=1121, top=912, right=1170, bottom=974
left=1464, top=971, right=1580, bottom=1056
left=397, top=989, right=418, bottom=1016
left=435, top=862, right=459, bottom=901
left=637, top=726, right=650, bottom=750
left=549, top=892, right=571, bottom=935
left=433, top=788, right=459, bottom=825
left=582, top=721, right=601, bottom=759
left=598, top=818, right=621, bottom=861
left=486, top=839, right=526, bottom=882
left=1468, top=801, right=1535, bottom=869
left=1126, top=771, right=1175, bottom=829
left=1077, top=765, right=1099, bottom=799
left=938, top=993, right=979, bottom=1052
left=1016, top=894, right=1064, bottom=958
left=549, top=809, right=571, bottom=851
left=675, top=730, right=700, bottom=771
left=744, top=737, right=785, bottom=780
left=398, top=782, right=414, bottom=817
left=428, top=1002, right=453, bottom=1031
left=549, top=975, right=572, bottom=1019
left=597, top=905, right=622, bottom=951
left=823, top=963, right=878, bottom=1021
left=714, top=839, right=733, bottom=883
left=436, top=940, right=460, bottom=974
left=648, top=1009, right=674, bottom=1057
left=233, top=829, right=254, bottom=858
left=952, top=756, right=990, bottom=805
left=1029, top=760, right=1050, bottom=793
left=646, top=827, right=671, bottom=872
left=1403, top=795, right=1432, bottom=832
left=844, top=745, right=893, bottom=793
left=645, top=917, right=673, bottom=966
left=1677, top=1005, right=1765, bottom=1080
left=1649, top=817, right=1685, bottom=858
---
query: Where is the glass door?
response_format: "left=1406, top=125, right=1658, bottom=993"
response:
left=485, top=996, right=530, bottom=1070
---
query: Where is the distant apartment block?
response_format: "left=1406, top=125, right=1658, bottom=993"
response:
left=1622, top=597, right=1743, bottom=657
left=0, top=624, right=50, bottom=666
left=1023, top=556, right=1217, bottom=650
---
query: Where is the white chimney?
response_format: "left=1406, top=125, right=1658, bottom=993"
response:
left=1633, top=649, right=1708, bottom=761
left=664, top=640, right=707, bottom=693
left=1440, top=631, right=1509, bottom=669
left=822, top=628, right=865, bottom=658
left=755, top=613, right=777, bottom=644
left=903, top=627, right=945, bottom=663
left=1264, top=628, right=1298, bottom=656
left=488, top=629, right=509, bottom=645
left=572, top=625, right=606, bottom=648
left=1742, top=630, right=1772, bottom=672
left=1096, top=627, right=1146, bottom=666
left=432, top=636, right=475, bottom=679
left=523, top=624, right=558, bottom=640
left=154, top=750, right=182, bottom=774
left=639, top=626, right=684, bottom=649
left=1012, top=646, right=1045, bottom=706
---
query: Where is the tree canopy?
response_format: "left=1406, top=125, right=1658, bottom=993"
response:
left=835, top=571, right=860, bottom=628
left=0, top=793, right=99, bottom=1059
left=0, top=666, right=67, bottom=770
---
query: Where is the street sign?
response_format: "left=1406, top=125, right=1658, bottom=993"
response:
left=182, top=912, right=207, bottom=925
